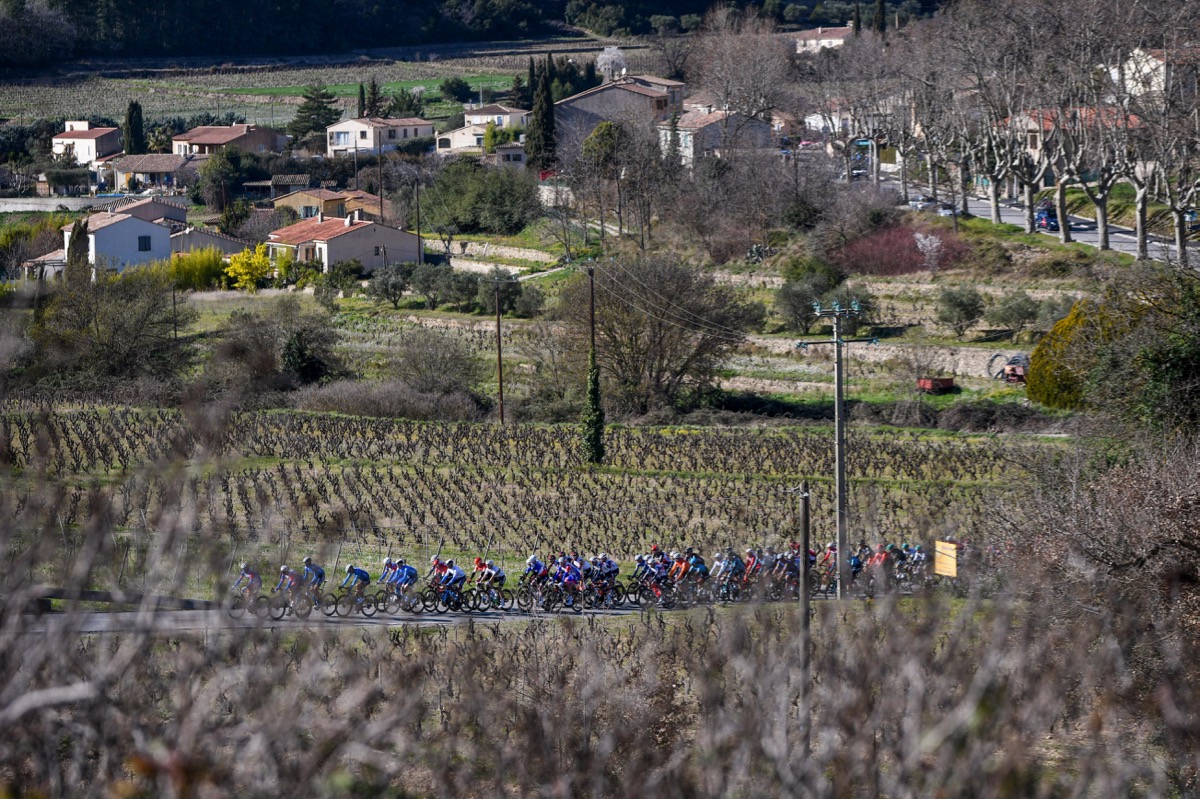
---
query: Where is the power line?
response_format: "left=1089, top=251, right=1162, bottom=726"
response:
left=598, top=258, right=751, bottom=340
left=588, top=273, right=748, bottom=346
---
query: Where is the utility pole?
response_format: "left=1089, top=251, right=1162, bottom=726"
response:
left=413, top=173, right=422, bottom=265
left=587, top=260, right=596, bottom=353
left=797, top=480, right=811, bottom=759
left=376, top=137, right=384, bottom=221
left=798, top=300, right=872, bottom=600
left=495, top=280, right=504, bottom=424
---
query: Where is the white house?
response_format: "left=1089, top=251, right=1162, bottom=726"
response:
left=326, top=117, right=435, bottom=157
left=436, top=124, right=489, bottom=153
left=464, top=104, right=529, bottom=129
left=659, top=109, right=774, bottom=167
left=61, top=212, right=172, bottom=271
left=52, top=122, right=122, bottom=167
left=796, top=26, right=854, bottom=54
left=266, top=215, right=422, bottom=273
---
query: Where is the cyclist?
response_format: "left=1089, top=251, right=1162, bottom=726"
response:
left=379, top=557, right=400, bottom=586
left=273, top=565, right=302, bottom=605
left=301, top=557, right=326, bottom=593
left=596, top=553, right=620, bottom=583
left=478, top=560, right=506, bottom=592
left=391, top=558, right=419, bottom=595
left=425, top=556, right=447, bottom=583
left=553, top=556, right=582, bottom=605
left=341, top=564, right=371, bottom=603
left=523, top=554, right=550, bottom=586
left=232, top=563, right=262, bottom=600
left=439, top=559, right=467, bottom=597
left=686, top=550, right=709, bottom=585
left=667, top=551, right=691, bottom=584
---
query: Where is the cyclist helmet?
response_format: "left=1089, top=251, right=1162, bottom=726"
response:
left=303, top=556, right=312, bottom=566
left=650, top=545, right=660, bottom=553
left=635, top=554, right=645, bottom=563
left=486, top=560, right=494, bottom=568
left=915, top=544, right=923, bottom=551
left=673, top=552, right=684, bottom=561
left=826, top=542, right=835, bottom=549
left=599, top=553, right=607, bottom=561
left=396, top=559, right=405, bottom=566
left=383, top=557, right=393, bottom=567
left=558, top=556, right=568, bottom=565
left=712, top=551, right=723, bottom=560
left=446, top=559, right=455, bottom=567
left=473, top=557, right=483, bottom=567
left=430, top=556, right=439, bottom=564
left=240, top=562, right=250, bottom=572
left=346, top=564, right=355, bottom=574
left=280, top=565, right=288, bottom=574
left=526, top=555, right=537, bottom=565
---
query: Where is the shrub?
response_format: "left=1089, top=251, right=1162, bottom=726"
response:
left=439, top=77, right=473, bottom=103
left=985, top=291, right=1040, bottom=337
left=364, top=263, right=414, bottom=309
left=1026, top=302, right=1087, bottom=410
left=513, top=284, right=545, bottom=318
left=836, top=226, right=967, bottom=276
left=293, top=379, right=485, bottom=421
left=224, top=244, right=273, bottom=292
left=169, top=247, right=226, bottom=291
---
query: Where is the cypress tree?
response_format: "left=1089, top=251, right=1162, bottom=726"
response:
left=852, top=4, right=862, bottom=35
left=356, top=83, right=366, bottom=118
left=580, top=348, right=605, bottom=464
left=872, top=0, right=886, bottom=35
left=525, top=72, right=556, bottom=171
left=64, top=219, right=90, bottom=286
left=365, top=76, right=385, bottom=117
left=123, top=100, right=146, bottom=155
left=527, top=57, right=537, bottom=105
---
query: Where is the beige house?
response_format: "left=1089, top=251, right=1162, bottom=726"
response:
left=326, top=117, right=435, bottom=157
left=796, top=26, right=854, bottom=53
left=273, top=189, right=347, bottom=219
left=110, top=153, right=204, bottom=192
left=172, top=124, right=287, bottom=155
left=555, top=77, right=685, bottom=155
left=436, top=123, right=488, bottom=153
left=52, top=122, right=122, bottom=167
left=487, top=142, right=527, bottom=170
left=464, top=104, right=529, bottom=129
left=266, top=216, right=422, bottom=273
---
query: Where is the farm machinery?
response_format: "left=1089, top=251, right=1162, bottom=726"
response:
left=988, top=353, right=1029, bottom=384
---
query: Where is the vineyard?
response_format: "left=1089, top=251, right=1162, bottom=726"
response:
left=0, top=41, right=658, bottom=125
left=0, top=403, right=1046, bottom=597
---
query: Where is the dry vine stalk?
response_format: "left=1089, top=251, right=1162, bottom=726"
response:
left=1, top=407, right=1197, bottom=796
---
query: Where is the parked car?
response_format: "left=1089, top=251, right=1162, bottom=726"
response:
left=908, top=195, right=938, bottom=212
left=1035, top=208, right=1060, bottom=232
left=937, top=203, right=957, bottom=217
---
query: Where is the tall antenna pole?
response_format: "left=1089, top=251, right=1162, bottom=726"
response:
left=495, top=281, right=505, bottom=424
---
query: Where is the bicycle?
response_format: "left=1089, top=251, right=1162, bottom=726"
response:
left=335, top=589, right=378, bottom=618
left=228, top=588, right=271, bottom=619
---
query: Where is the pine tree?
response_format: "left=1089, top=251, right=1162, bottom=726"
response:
left=385, top=88, right=424, bottom=119
left=64, top=219, right=90, bottom=286
left=580, top=348, right=605, bottom=464
left=872, top=0, right=886, bottom=36
left=289, top=84, right=342, bottom=140
left=123, top=100, right=146, bottom=155
left=525, top=72, right=556, bottom=171
left=364, top=76, right=385, bottom=117
left=356, top=83, right=366, bottom=118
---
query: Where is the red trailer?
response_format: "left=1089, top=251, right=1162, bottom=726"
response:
left=916, top=377, right=956, bottom=394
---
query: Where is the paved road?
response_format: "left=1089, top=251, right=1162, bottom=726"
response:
left=888, top=177, right=1196, bottom=263
left=13, top=605, right=649, bottom=635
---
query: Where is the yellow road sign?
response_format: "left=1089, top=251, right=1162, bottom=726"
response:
left=934, top=541, right=958, bottom=578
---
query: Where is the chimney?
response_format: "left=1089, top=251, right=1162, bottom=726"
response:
left=344, top=215, right=352, bottom=227
left=317, top=211, right=324, bottom=223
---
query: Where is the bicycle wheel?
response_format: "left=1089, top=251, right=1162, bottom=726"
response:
left=293, top=594, right=313, bottom=620
left=268, top=594, right=288, bottom=621
left=358, top=596, right=377, bottom=617
left=422, top=590, right=439, bottom=613
left=320, top=592, right=339, bottom=617
left=611, top=584, right=627, bottom=607
left=335, top=594, right=355, bottom=617
left=383, top=592, right=402, bottom=615
left=228, top=594, right=247, bottom=618
left=541, top=589, right=561, bottom=613
left=515, top=586, right=534, bottom=611
left=405, top=593, right=424, bottom=614
left=251, top=595, right=271, bottom=619
left=500, top=589, right=515, bottom=611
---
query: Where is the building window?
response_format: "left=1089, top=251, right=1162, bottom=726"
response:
left=388, top=129, right=396, bottom=139
left=359, top=130, right=367, bottom=139
left=374, top=246, right=381, bottom=256
left=138, top=236, right=152, bottom=252
left=301, top=206, right=317, bottom=218
left=403, top=129, right=408, bottom=138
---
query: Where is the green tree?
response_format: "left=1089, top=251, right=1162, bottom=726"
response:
left=356, top=82, right=366, bottom=118
left=288, top=84, right=341, bottom=140
left=386, top=88, right=424, bottom=119
left=1027, top=303, right=1088, bottom=411
left=985, top=291, right=1039, bottom=339
left=483, top=121, right=498, bottom=153
left=199, top=148, right=241, bottom=211
left=365, top=263, right=414, bottom=309
left=936, top=286, right=985, bottom=339
left=525, top=72, right=556, bottom=171
left=475, top=267, right=521, bottom=315
left=411, top=263, right=449, bottom=309
left=439, top=77, right=473, bottom=103
left=580, top=348, right=605, bottom=464
left=872, top=0, right=886, bottom=35
left=364, top=76, right=385, bottom=117
left=123, top=100, right=146, bottom=156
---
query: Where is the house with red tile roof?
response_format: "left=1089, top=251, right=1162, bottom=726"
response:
left=464, top=104, right=529, bottom=129
left=172, top=124, right=287, bottom=155
left=52, top=122, right=122, bottom=167
left=58, top=211, right=172, bottom=272
left=795, top=26, right=854, bottom=54
left=272, top=188, right=347, bottom=219
left=555, top=76, right=685, bottom=156
left=266, top=216, right=421, bottom=272
left=326, top=117, right=435, bottom=157
left=658, top=108, right=773, bottom=167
